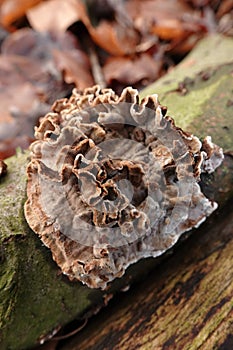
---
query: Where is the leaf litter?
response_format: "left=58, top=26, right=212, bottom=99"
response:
left=0, top=0, right=232, bottom=158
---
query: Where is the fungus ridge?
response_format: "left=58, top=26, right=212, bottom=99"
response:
left=24, top=85, right=223, bottom=289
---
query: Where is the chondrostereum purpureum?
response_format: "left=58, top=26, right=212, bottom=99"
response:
left=24, top=85, right=223, bottom=289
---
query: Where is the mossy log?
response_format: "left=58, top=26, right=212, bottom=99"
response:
left=60, top=197, right=233, bottom=350
left=0, top=34, right=233, bottom=350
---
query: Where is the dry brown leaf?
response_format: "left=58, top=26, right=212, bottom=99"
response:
left=27, top=0, right=87, bottom=33
left=216, top=0, right=233, bottom=18
left=27, top=0, right=140, bottom=56
left=126, top=0, right=204, bottom=41
left=0, top=82, right=45, bottom=125
left=0, top=80, right=50, bottom=159
left=167, top=32, right=202, bottom=54
left=0, top=28, right=92, bottom=159
left=0, top=136, right=33, bottom=159
left=103, top=53, right=161, bottom=86
left=2, top=27, right=93, bottom=90
left=0, top=0, right=228, bottom=161
left=0, top=54, right=54, bottom=96
left=0, top=0, right=42, bottom=29
left=89, top=19, right=139, bottom=56
left=151, top=18, right=190, bottom=41
left=186, top=0, right=213, bottom=7
left=85, top=0, right=140, bottom=55
left=53, top=49, right=94, bottom=89
left=0, top=53, right=71, bottom=104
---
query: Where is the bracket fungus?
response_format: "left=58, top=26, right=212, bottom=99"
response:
left=24, top=85, right=223, bottom=289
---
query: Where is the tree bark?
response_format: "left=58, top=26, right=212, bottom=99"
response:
left=60, top=200, right=233, bottom=350
left=0, top=34, right=233, bottom=350
left=141, top=34, right=233, bottom=152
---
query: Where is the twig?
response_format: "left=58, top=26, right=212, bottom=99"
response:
left=53, top=318, right=88, bottom=341
left=88, top=41, right=106, bottom=88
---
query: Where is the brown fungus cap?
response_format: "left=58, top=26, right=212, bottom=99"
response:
left=24, top=85, right=223, bottom=289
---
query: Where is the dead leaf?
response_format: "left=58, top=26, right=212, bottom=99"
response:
left=0, top=54, right=41, bottom=88
left=103, top=53, right=162, bottom=87
left=216, top=0, right=233, bottom=18
left=0, top=55, right=50, bottom=157
left=0, top=28, right=91, bottom=159
left=1, top=27, right=93, bottom=90
left=126, top=0, right=204, bottom=41
left=89, top=19, right=139, bottom=56
left=0, top=136, right=33, bottom=159
left=0, top=82, right=47, bottom=126
left=0, top=0, right=230, bottom=161
left=0, top=0, right=43, bottom=29
left=167, top=32, right=202, bottom=55
left=0, top=81, right=50, bottom=158
left=84, top=0, right=140, bottom=55
left=27, top=0, right=86, bottom=33
left=27, top=0, right=140, bottom=56
left=53, top=49, right=94, bottom=89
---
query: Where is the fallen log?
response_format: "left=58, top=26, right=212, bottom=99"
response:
left=60, top=198, right=233, bottom=350
left=0, top=34, right=233, bottom=349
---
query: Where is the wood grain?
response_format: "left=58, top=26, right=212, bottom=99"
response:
left=60, top=199, right=233, bottom=350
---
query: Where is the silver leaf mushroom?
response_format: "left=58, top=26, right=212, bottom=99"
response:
left=24, top=85, right=224, bottom=289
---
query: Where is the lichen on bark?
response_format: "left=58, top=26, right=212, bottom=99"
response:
left=0, top=151, right=102, bottom=349
left=141, top=35, right=233, bottom=151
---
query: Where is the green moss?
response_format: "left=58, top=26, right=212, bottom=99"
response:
left=0, top=151, right=28, bottom=346
left=3, top=229, right=94, bottom=350
left=165, top=65, right=233, bottom=150
left=141, top=34, right=233, bottom=98
left=162, top=75, right=224, bottom=129
left=142, top=64, right=233, bottom=151
left=0, top=152, right=103, bottom=350
left=0, top=243, right=18, bottom=329
left=141, top=34, right=233, bottom=151
left=0, top=152, right=157, bottom=349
